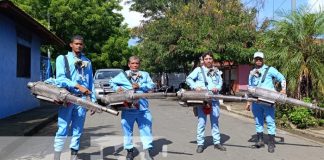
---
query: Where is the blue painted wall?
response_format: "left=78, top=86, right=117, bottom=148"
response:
left=0, top=14, right=41, bottom=119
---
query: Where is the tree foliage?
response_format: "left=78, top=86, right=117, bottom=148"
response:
left=130, top=0, right=258, bottom=73
left=12, top=0, right=132, bottom=69
left=256, top=8, right=324, bottom=99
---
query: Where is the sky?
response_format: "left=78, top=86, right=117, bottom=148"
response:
left=121, top=0, right=324, bottom=46
left=118, top=0, right=147, bottom=28
left=243, top=0, right=324, bottom=24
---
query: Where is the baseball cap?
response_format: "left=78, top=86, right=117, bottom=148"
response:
left=253, top=51, right=264, bottom=59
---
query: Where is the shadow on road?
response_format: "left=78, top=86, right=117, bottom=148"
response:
left=189, top=133, right=230, bottom=147
left=248, top=134, right=323, bottom=148
left=80, top=125, right=118, bottom=150
left=151, top=138, right=193, bottom=156
left=78, top=137, right=194, bottom=159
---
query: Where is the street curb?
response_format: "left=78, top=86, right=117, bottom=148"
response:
left=220, top=103, right=253, bottom=119
left=220, top=103, right=324, bottom=143
left=23, top=113, right=58, bottom=136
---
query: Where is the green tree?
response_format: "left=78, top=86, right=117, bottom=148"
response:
left=90, top=27, right=133, bottom=70
left=126, top=0, right=183, bottom=19
left=131, top=0, right=257, bottom=73
left=256, top=8, right=324, bottom=99
left=12, top=0, right=132, bottom=69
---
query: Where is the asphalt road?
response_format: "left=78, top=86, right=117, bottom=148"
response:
left=1, top=99, right=324, bottom=160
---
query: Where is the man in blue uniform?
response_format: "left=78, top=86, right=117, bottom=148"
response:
left=245, top=51, right=286, bottom=153
left=53, top=35, right=96, bottom=160
left=186, top=51, right=226, bottom=153
left=110, top=56, right=155, bottom=160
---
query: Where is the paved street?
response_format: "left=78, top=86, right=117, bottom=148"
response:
left=1, top=99, right=324, bottom=160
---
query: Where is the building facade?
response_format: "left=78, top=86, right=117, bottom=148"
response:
left=0, top=0, right=64, bottom=119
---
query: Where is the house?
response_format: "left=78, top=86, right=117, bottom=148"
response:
left=0, top=0, right=65, bottom=119
left=214, top=61, right=252, bottom=95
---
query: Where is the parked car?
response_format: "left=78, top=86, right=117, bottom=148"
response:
left=94, top=68, right=123, bottom=101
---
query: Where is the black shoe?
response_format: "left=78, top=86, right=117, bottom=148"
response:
left=214, top=144, right=226, bottom=151
left=196, top=145, right=204, bottom=153
left=126, top=148, right=134, bottom=160
left=144, top=148, right=154, bottom=160
left=252, top=132, right=265, bottom=148
left=70, top=148, right=78, bottom=160
left=268, top=134, right=275, bottom=153
left=71, top=148, right=78, bottom=155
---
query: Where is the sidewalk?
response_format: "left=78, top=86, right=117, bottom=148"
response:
left=0, top=102, right=58, bottom=136
left=221, top=101, right=324, bottom=143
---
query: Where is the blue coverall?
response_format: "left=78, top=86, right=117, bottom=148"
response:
left=248, top=64, right=285, bottom=135
left=186, top=66, right=223, bottom=146
left=50, top=51, right=96, bottom=152
left=109, top=70, right=155, bottom=150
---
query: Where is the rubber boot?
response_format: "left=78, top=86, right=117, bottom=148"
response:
left=253, top=132, right=265, bottom=148
left=214, top=144, right=226, bottom=151
left=70, top=148, right=78, bottom=160
left=144, top=148, right=154, bottom=160
left=126, top=148, right=134, bottom=160
left=196, top=145, right=204, bottom=153
left=268, top=134, right=275, bottom=153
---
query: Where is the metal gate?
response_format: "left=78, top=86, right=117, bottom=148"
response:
left=40, top=56, right=52, bottom=81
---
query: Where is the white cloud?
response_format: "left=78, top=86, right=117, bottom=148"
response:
left=308, top=0, right=324, bottom=13
left=118, top=0, right=146, bottom=28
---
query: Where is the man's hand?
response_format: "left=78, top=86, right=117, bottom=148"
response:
left=75, top=84, right=91, bottom=95
left=54, top=100, right=64, bottom=105
left=280, top=90, right=286, bottom=94
left=211, top=88, right=218, bottom=93
left=205, top=103, right=211, bottom=109
left=117, top=87, right=124, bottom=93
left=195, top=87, right=203, bottom=91
left=132, top=83, right=140, bottom=89
left=245, top=102, right=251, bottom=111
left=90, top=108, right=96, bottom=116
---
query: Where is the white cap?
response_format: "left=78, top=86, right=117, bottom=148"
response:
left=253, top=51, right=264, bottom=59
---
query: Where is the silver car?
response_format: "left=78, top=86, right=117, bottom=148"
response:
left=94, top=69, right=123, bottom=100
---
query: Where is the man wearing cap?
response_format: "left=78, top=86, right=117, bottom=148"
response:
left=245, top=51, right=286, bottom=153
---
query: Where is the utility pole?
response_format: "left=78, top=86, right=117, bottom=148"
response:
left=291, top=0, right=296, bottom=12
left=46, top=9, right=52, bottom=79
left=47, top=9, right=51, bottom=60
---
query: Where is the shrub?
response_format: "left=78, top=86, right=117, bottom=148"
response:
left=276, top=114, right=291, bottom=128
left=288, top=107, right=318, bottom=129
left=318, top=119, right=324, bottom=126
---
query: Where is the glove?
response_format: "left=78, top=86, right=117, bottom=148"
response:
left=75, top=84, right=91, bottom=95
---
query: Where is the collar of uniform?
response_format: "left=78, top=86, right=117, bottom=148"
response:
left=202, top=65, right=215, bottom=72
left=201, top=65, right=209, bottom=71
left=126, top=70, right=141, bottom=73
left=68, top=51, right=84, bottom=59
left=260, top=64, right=268, bottom=70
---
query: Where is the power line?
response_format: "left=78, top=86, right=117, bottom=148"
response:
left=272, top=0, right=288, bottom=19
left=244, top=0, right=254, bottom=6
left=274, top=0, right=288, bottom=13
left=308, top=0, right=320, bottom=13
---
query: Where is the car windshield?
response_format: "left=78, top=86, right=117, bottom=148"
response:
left=95, top=70, right=121, bottom=80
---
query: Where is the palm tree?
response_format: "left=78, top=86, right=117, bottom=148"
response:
left=257, top=7, right=324, bottom=100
